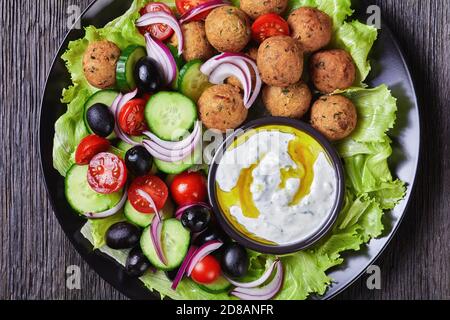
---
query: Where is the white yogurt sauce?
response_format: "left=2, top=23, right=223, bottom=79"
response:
left=216, top=131, right=337, bottom=244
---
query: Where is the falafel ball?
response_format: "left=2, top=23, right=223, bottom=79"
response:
left=287, top=7, right=332, bottom=52
left=310, top=95, right=358, bottom=141
left=181, top=21, right=216, bottom=62
left=257, top=35, right=303, bottom=87
left=263, top=81, right=312, bottom=118
left=310, top=49, right=356, bottom=94
left=205, top=6, right=251, bottom=53
left=198, top=84, right=248, bottom=132
left=239, top=0, right=288, bottom=20
left=83, top=40, right=121, bottom=89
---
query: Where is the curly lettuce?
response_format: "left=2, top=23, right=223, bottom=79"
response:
left=58, top=0, right=406, bottom=300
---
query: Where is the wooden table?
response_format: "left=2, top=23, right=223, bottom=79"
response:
left=1, top=0, right=449, bottom=300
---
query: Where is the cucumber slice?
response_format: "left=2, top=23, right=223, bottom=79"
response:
left=65, top=165, right=123, bottom=215
left=124, top=198, right=175, bottom=228
left=145, top=92, right=197, bottom=141
left=116, top=136, right=145, bottom=153
left=196, top=276, right=231, bottom=294
left=116, top=45, right=147, bottom=92
left=83, top=90, right=119, bottom=139
left=140, top=219, right=191, bottom=271
left=178, top=59, right=212, bottom=102
left=154, top=140, right=203, bottom=174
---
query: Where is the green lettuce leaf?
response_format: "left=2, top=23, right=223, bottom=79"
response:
left=286, top=0, right=353, bottom=29
left=333, top=20, right=378, bottom=84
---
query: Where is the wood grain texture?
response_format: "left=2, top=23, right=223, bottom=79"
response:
left=1, top=0, right=449, bottom=300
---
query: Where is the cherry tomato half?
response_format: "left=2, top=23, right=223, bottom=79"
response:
left=87, top=152, right=127, bottom=194
left=191, top=255, right=221, bottom=285
left=118, top=98, right=148, bottom=136
left=170, top=172, right=207, bottom=206
left=75, top=135, right=110, bottom=165
left=251, top=13, right=290, bottom=43
left=139, top=2, right=175, bottom=41
left=176, top=0, right=212, bottom=20
left=128, top=175, right=169, bottom=214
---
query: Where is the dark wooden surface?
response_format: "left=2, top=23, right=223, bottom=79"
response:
left=1, top=0, right=449, bottom=300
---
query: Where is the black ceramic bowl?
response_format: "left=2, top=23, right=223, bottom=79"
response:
left=208, top=117, right=345, bottom=255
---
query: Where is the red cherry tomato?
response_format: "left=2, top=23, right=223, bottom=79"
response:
left=251, top=13, right=290, bottom=43
left=87, top=152, right=127, bottom=194
left=128, top=175, right=169, bottom=214
left=191, top=255, right=221, bottom=285
left=118, top=98, right=148, bottom=136
left=175, top=0, right=212, bottom=20
left=75, top=135, right=110, bottom=165
left=170, top=172, right=207, bottom=206
left=139, top=2, right=175, bottom=41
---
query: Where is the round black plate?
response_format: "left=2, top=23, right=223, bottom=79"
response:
left=39, top=0, right=421, bottom=300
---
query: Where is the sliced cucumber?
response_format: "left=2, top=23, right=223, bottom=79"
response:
left=140, top=219, right=191, bottom=271
left=154, top=140, right=203, bottom=174
left=116, top=136, right=145, bottom=153
left=124, top=198, right=175, bottom=228
left=116, top=45, right=147, bottom=92
left=65, top=165, right=123, bottom=215
left=178, top=59, right=212, bottom=102
left=196, top=276, right=231, bottom=294
left=145, top=92, right=197, bottom=141
left=83, top=90, right=119, bottom=139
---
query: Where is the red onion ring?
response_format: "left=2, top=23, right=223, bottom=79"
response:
left=171, top=246, right=197, bottom=290
left=136, top=189, right=161, bottom=220
left=142, top=121, right=201, bottom=151
left=84, top=187, right=128, bottom=219
left=175, top=202, right=212, bottom=220
left=186, top=240, right=223, bottom=276
left=224, top=259, right=278, bottom=288
left=209, top=62, right=252, bottom=106
left=231, top=260, right=283, bottom=300
left=201, top=53, right=262, bottom=108
left=179, top=0, right=229, bottom=24
left=137, top=12, right=184, bottom=55
left=145, top=34, right=177, bottom=85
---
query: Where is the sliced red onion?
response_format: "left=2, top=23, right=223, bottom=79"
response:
left=179, top=0, right=228, bottom=24
left=171, top=246, right=197, bottom=290
left=137, top=11, right=183, bottom=55
left=145, top=34, right=177, bottom=85
left=136, top=189, right=162, bottom=221
left=224, top=259, right=278, bottom=288
left=150, top=216, right=167, bottom=265
left=231, top=260, right=283, bottom=300
left=142, top=121, right=201, bottom=151
left=84, top=187, right=128, bottom=219
left=142, top=138, right=198, bottom=162
left=186, top=240, right=223, bottom=276
left=209, top=62, right=252, bottom=106
left=113, top=90, right=140, bottom=146
left=175, top=202, right=212, bottom=220
left=201, top=53, right=262, bottom=108
left=144, top=138, right=198, bottom=159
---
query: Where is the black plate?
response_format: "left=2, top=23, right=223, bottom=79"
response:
left=39, top=0, right=421, bottom=300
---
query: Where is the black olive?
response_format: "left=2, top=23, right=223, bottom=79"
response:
left=134, top=57, right=163, bottom=93
left=181, top=206, right=211, bottom=233
left=165, top=268, right=180, bottom=281
left=193, top=226, right=228, bottom=246
left=106, top=222, right=142, bottom=250
left=126, top=247, right=152, bottom=277
left=221, top=243, right=249, bottom=278
left=86, top=103, right=115, bottom=137
left=125, top=146, right=153, bottom=176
